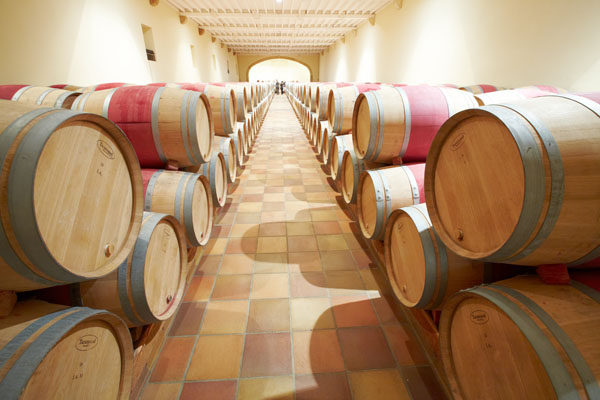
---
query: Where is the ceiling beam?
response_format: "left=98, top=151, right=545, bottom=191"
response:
left=191, top=24, right=357, bottom=30
left=181, top=11, right=373, bottom=19
left=214, top=32, right=343, bottom=38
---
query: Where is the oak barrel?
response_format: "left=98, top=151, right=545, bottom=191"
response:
left=330, top=134, right=353, bottom=182
left=50, top=84, right=84, bottom=91
left=440, top=275, right=600, bottom=400
left=475, top=88, right=551, bottom=106
left=71, top=86, right=214, bottom=167
left=214, top=135, right=237, bottom=184
left=384, top=204, right=485, bottom=309
left=231, top=127, right=246, bottom=168
left=0, top=101, right=143, bottom=291
left=185, top=152, right=228, bottom=207
left=340, top=149, right=384, bottom=204
left=142, top=170, right=213, bottom=247
left=202, top=84, right=237, bottom=135
left=328, top=84, right=382, bottom=134
left=81, top=82, right=132, bottom=92
left=425, top=94, right=600, bottom=265
left=1, top=85, right=81, bottom=109
left=0, top=300, right=133, bottom=399
left=353, top=85, right=478, bottom=164
left=357, top=163, right=425, bottom=240
left=458, top=84, right=501, bottom=94
left=75, top=212, right=187, bottom=327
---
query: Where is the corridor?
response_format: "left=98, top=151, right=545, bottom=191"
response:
left=139, top=95, right=446, bottom=400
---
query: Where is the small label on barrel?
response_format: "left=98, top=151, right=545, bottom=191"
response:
left=97, top=140, right=115, bottom=159
left=451, top=134, right=465, bottom=151
left=76, top=335, right=99, bottom=351
left=470, top=310, right=489, bottom=324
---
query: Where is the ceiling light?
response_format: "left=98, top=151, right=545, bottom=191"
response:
left=276, top=0, right=282, bottom=3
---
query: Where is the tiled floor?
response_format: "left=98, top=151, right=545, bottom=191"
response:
left=140, top=95, right=447, bottom=400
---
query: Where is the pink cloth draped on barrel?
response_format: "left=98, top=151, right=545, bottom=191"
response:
left=0, top=85, right=27, bottom=99
left=401, top=85, right=449, bottom=163
left=577, top=92, right=600, bottom=104
left=404, top=162, right=426, bottom=203
left=141, top=169, right=159, bottom=194
left=106, top=86, right=163, bottom=167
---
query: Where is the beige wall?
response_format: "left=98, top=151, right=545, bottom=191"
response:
left=0, top=0, right=239, bottom=86
left=319, top=0, right=600, bottom=92
left=238, top=54, right=320, bottom=82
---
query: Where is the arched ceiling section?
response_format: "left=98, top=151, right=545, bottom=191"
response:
left=248, top=57, right=312, bottom=82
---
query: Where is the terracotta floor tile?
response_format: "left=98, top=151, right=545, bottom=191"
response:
left=312, top=221, right=342, bottom=234
left=230, top=223, right=259, bottom=237
left=247, top=298, right=290, bottom=332
left=338, top=327, right=396, bottom=370
left=211, top=224, right=232, bottom=238
left=241, top=333, right=292, bottom=377
left=263, top=201, right=286, bottom=211
left=349, top=370, right=411, bottom=400
left=238, top=377, right=294, bottom=400
left=310, top=210, right=338, bottom=221
left=343, top=233, right=364, bottom=250
left=400, top=366, right=448, bottom=400
left=184, top=275, right=215, bottom=302
left=383, top=324, right=429, bottom=365
left=169, top=302, right=206, bottom=336
left=200, top=300, right=249, bottom=334
left=325, top=271, right=366, bottom=296
left=286, top=192, right=307, bottom=201
left=293, top=330, right=345, bottom=374
left=259, top=222, right=287, bottom=236
left=295, top=373, right=352, bottom=400
left=149, top=337, right=195, bottom=382
left=290, top=272, right=329, bottom=297
left=225, top=237, right=257, bottom=254
left=371, top=294, right=403, bottom=324
left=241, top=194, right=264, bottom=202
left=254, top=253, right=288, bottom=273
left=236, top=212, right=262, bottom=224
left=261, top=211, right=286, bottom=223
left=287, top=209, right=312, bottom=222
left=140, top=383, right=182, bottom=400
left=220, top=254, right=254, bottom=274
left=180, top=381, right=237, bottom=400
left=263, top=193, right=286, bottom=202
left=250, top=273, right=290, bottom=299
left=211, top=275, right=251, bottom=300
left=287, top=235, right=318, bottom=252
left=186, top=335, right=244, bottom=380
left=257, top=236, right=287, bottom=253
left=288, top=252, right=322, bottom=272
left=205, top=238, right=228, bottom=255
left=237, top=201, right=263, bottom=213
left=215, top=212, right=235, bottom=225
left=305, top=192, right=331, bottom=201
left=320, top=250, right=356, bottom=271
left=352, top=249, right=374, bottom=269
left=195, top=255, right=221, bottom=275
left=331, top=295, right=379, bottom=328
left=317, top=234, right=349, bottom=251
left=291, top=298, right=335, bottom=330
left=360, top=268, right=386, bottom=292
left=286, top=222, right=314, bottom=236
left=286, top=201, right=309, bottom=211
left=265, top=186, right=285, bottom=193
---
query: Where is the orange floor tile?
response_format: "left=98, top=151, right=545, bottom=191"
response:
left=139, top=95, right=447, bottom=400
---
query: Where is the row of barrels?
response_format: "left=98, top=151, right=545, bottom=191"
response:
left=0, top=81, right=275, bottom=399
left=287, top=82, right=600, bottom=400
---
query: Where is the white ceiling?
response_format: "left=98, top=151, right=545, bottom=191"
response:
left=165, top=0, right=393, bottom=55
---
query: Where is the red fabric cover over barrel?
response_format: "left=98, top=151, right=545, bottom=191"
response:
left=515, top=88, right=554, bottom=98
left=404, top=163, right=426, bottom=202
left=402, top=85, right=449, bottom=163
left=106, top=86, right=163, bottom=167
left=355, top=83, right=382, bottom=94
left=179, top=83, right=208, bottom=92
left=95, top=82, right=130, bottom=91
left=578, top=92, right=600, bottom=105
left=147, top=83, right=168, bottom=87
left=0, top=85, right=27, bottom=99
left=570, top=269, right=600, bottom=291
left=531, top=85, right=560, bottom=93
left=441, top=84, right=459, bottom=88
left=478, top=84, right=498, bottom=93
left=50, top=84, right=68, bottom=89
left=141, top=169, right=159, bottom=194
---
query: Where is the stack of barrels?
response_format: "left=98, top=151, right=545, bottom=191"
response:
left=0, top=80, right=275, bottom=399
left=288, top=81, right=600, bottom=400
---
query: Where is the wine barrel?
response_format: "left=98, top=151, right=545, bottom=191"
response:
left=203, top=84, right=237, bottom=135
left=50, top=84, right=84, bottom=91
left=75, top=212, right=187, bottom=327
left=142, top=170, right=213, bottom=247
left=231, top=127, right=246, bottom=168
left=519, top=85, right=568, bottom=94
left=214, top=135, right=237, bottom=184
left=357, top=163, right=425, bottom=240
left=475, top=88, right=551, bottom=106
left=425, top=94, right=600, bottom=266
left=458, top=84, right=501, bottom=94
left=0, top=101, right=143, bottom=291
left=578, top=92, right=600, bottom=104
left=330, top=134, right=353, bottom=182
left=71, top=86, right=213, bottom=167
left=328, top=84, right=382, bottom=134
left=322, top=125, right=334, bottom=165
left=440, top=275, right=600, bottom=400
left=384, top=204, right=485, bottom=309
left=81, top=82, right=131, bottom=92
left=4, top=86, right=81, bottom=109
left=315, top=84, right=336, bottom=120
left=238, top=121, right=249, bottom=158
left=0, top=300, right=132, bottom=399
left=232, top=85, right=248, bottom=122
left=353, top=85, right=478, bottom=164
left=185, top=152, right=228, bottom=207
left=316, top=120, right=327, bottom=156
left=340, top=149, right=384, bottom=204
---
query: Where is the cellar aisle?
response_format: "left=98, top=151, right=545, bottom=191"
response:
left=139, top=95, right=446, bottom=400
